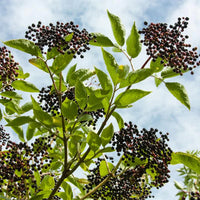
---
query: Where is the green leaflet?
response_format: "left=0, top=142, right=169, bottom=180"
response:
left=46, top=47, right=60, bottom=60
left=126, top=22, right=142, bottom=58
left=51, top=51, right=73, bottom=74
left=29, top=58, right=49, bottom=73
left=66, top=64, right=77, bottom=84
left=161, top=67, right=189, bottom=79
left=26, top=123, right=36, bottom=141
left=87, top=132, right=101, bottom=152
left=59, top=182, right=73, bottom=200
left=0, top=91, right=22, bottom=100
left=99, top=160, right=114, bottom=177
left=12, top=80, right=39, bottom=92
left=40, top=175, right=55, bottom=190
left=95, top=67, right=113, bottom=100
left=21, top=102, right=33, bottom=113
left=89, top=33, right=114, bottom=47
left=150, top=57, right=165, bottom=72
left=102, top=48, right=119, bottom=85
left=75, top=80, right=88, bottom=109
left=3, top=39, right=43, bottom=58
left=107, top=10, right=125, bottom=46
left=165, top=82, right=190, bottom=110
left=120, top=68, right=153, bottom=88
left=101, top=123, right=114, bottom=147
left=171, top=152, right=200, bottom=175
left=112, top=111, right=124, bottom=129
left=115, top=89, right=151, bottom=108
left=154, top=75, right=163, bottom=87
left=6, top=116, right=34, bottom=126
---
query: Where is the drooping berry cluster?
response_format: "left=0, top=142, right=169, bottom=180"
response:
left=0, top=46, right=19, bottom=92
left=181, top=191, right=200, bottom=200
left=0, top=129, right=55, bottom=198
left=0, top=125, right=10, bottom=151
left=139, top=17, right=200, bottom=75
left=84, top=122, right=172, bottom=200
left=25, top=21, right=96, bottom=57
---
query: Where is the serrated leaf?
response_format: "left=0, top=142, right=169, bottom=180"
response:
left=41, top=175, right=55, bottom=189
left=107, top=10, right=125, bottom=46
left=29, top=58, right=48, bottom=73
left=95, top=67, right=113, bottom=99
left=115, top=89, right=151, bottom=107
left=89, top=33, right=114, bottom=47
left=26, top=123, right=36, bottom=141
left=126, top=22, right=142, bottom=58
left=75, top=80, right=88, bottom=109
left=6, top=116, right=34, bottom=126
left=165, top=82, right=190, bottom=110
left=102, top=48, right=119, bottom=85
left=112, top=111, right=124, bottom=129
left=120, top=68, right=153, bottom=88
left=99, top=160, right=114, bottom=177
left=3, top=39, right=43, bottom=57
left=51, top=52, right=73, bottom=74
left=61, top=98, right=78, bottom=120
left=101, top=123, right=114, bottom=147
left=87, top=132, right=101, bottom=152
left=66, top=64, right=77, bottom=84
left=154, top=75, right=163, bottom=87
left=0, top=91, right=22, bottom=100
left=150, top=57, right=165, bottom=72
left=12, top=80, right=39, bottom=92
left=171, top=152, right=200, bottom=174
left=21, top=102, right=33, bottom=113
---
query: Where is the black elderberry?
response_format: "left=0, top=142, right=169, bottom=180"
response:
left=25, top=21, right=95, bottom=58
left=139, top=17, right=200, bottom=75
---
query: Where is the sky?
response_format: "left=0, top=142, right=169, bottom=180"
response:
left=0, top=0, right=200, bottom=199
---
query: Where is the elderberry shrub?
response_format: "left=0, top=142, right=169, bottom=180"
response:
left=139, top=17, right=200, bottom=75
left=37, top=85, right=105, bottom=128
left=0, top=127, right=56, bottom=198
left=25, top=21, right=96, bottom=57
left=84, top=122, right=172, bottom=199
left=0, top=46, right=19, bottom=92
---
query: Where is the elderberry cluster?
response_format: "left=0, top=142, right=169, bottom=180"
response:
left=0, top=129, right=55, bottom=198
left=139, top=17, right=200, bottom=75
left=25, top=21, right=96, bottom=57
left=182, top=191, right=200, bottom=200
left=38, top=85, right=105, bottom=128
left=0, top=125, right=10, bottom=151
left=0, top=46, right=19, bottom=92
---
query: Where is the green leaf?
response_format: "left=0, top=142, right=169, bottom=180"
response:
left=3, top=39, right=43, bottom=57
left=12, top=80, right=39, bottom=92
left=0, top=196, right=12, bottom=200
left=87, top=132, right=101, bottom=152
left=26, top=123, right=36, bottom=141
left=5, top=100, right=21, bottom=114
left=102, top=48, right=119, bottom=85
left=171, top=152, right=200, bottom=174
left=95, top=67, right=113, bottom=99
left=64, top=32, right=74, bottom=42
left=66, top=64, right=77, bottom=84
left=115, top=89, right=151, bottom=107
left=41, top=175, right=55, bottom=189
left=60, top=182, right=73, bottom=200
left=46, top=47, right=60, bottom=60
left=0, top=109, right=2, bottom=121
left=174, top=181, right=184, bottom=190
left=68, top=68, right=95, bottom=86
left=161, top=67, right=188, bottom=79
left=34, top=170, right=41, bottom=187
left=99, top=160, right=114, bottom=177
left=89, top=33, right=114, bottom=47
left=150, top=57, right=165, bottom=72
left=165, top=82, right=190, bottom=110
left=61, top=98, right=78, bottom=120
left=21, top=102, right=33, bottom=113
left=66, top=176, right=85, bottom=194
left=120, top=68, right=153, bottom=88
left=30, top=195, right=44, bottom=200
left=29, top=58, right=48, bottom=73
left=126, top=22, right=142, bottom=58
left=15, top=65, right=30, bottom=79
left=51, top=51, right=73, bottom=74
left=107, top=10, right=125, bottom=46
left=101, top=123, right=114, bottom=147
left=154, top=75, right=163, bottom=87
left=6, top=116, right=34, bottom=126
left=31, top=96, right=53, bottom=126
left=0, top=91, right=22, bottom=100
left=112, top=111, right=124, bottom=129
left=75, top=80, right=88, bottom=109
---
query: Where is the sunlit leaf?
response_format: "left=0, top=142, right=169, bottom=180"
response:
left=112, top=111, right=124, bottom=129
left=29, top=58, right=48, bottom=73
left=12, top=80, right=39, bottom=92
left=99, top=160, right=114, bottom=177
left=89, top=33, right=114, bottom=47
left=87, top=132, right=101, bottom=152
left=0, top=91, right=22, bottom=100
left=101, top=123, right=114, bottom=147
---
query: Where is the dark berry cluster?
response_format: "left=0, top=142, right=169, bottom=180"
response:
left=139, top=17, right=200, bottom=75
left=111, top=122, right=172, bottom=188
left=0, top=46, right=19, bottom=92
left=0, top=129, right=55, bottom=198
left=0, top=125, right=10, bottom=151
left=182, top=191, right=200, bottom=200
left=38, top=85, right=105, bottom=128
left=25, top=21, right=96, bottom=58
left=38, top=85, right=75, bottom=116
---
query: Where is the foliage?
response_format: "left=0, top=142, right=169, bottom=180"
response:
left=0, top=11, right=199, bottom=200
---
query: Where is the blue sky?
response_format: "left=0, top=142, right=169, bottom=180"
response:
left=0, top=0, right=200, bottom=199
